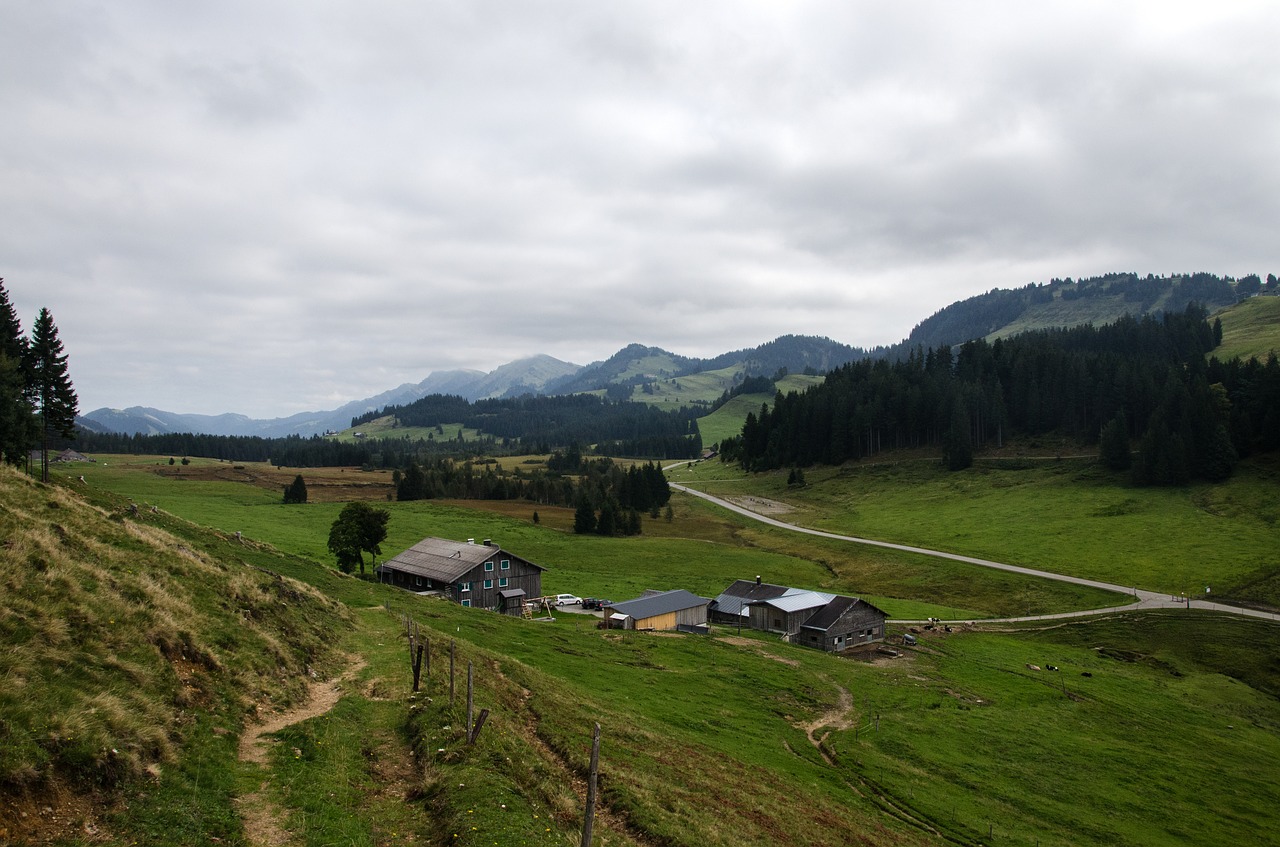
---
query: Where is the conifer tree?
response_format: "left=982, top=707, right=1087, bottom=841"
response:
left=283, top=474, right=308, bottom=504
left=27, top=307, right=78, bottom=482
left=0, top=280, right=37, bottom=466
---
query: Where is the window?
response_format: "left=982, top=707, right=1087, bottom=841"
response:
left=500, top=559, right=510, bottom=570
left=461, top=599, right=471, bottom=608
left=460, top=582, right=471, bottom=593
left=414, top=576, right=423, bottom=587
left=485, top=561, right=494, bottom=572
left=499, top=577, right=509, bottom=588
left=484, top=578, right=493, bottom=589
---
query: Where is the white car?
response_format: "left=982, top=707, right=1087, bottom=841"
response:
left=554, top=593, right=582, bottom=606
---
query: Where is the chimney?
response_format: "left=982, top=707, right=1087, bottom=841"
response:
left=467, top=538, right=475, bottom=545
left=755, top=575, right=761, bottom=585
left=483, top=538, right=493, bottom=546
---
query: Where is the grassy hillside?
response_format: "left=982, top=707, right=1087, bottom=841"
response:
left=673, top=453, right=1280, bottom=607
left=695, top=373, right=825, bottom=447
left=1215, top=295, right=1280, bottom=362
left=0, top=464, right=351, bottom=844
left=7, top=460, right=1280, bottom=846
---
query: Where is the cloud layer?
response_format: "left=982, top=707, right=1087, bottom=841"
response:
left=4, top=1, right=1277, bottom=417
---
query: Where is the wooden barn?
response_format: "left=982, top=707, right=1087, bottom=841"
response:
left=376, top=537, right=544, bottom=616
left=604, top=589, right=710, bottom=631
left=796, top=595, right=889, bottom=652
left=747, top=590, right=836, bottom=636
left=708, top=577, right=791, bottom=625
left=716, top=577, right=889, bottom=652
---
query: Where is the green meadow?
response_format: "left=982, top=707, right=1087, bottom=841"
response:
left=15, top=448, right=1280, bottom=846
left=1215, top=294, right=1280, bottom=362
left=671, top=453, right=1280, bottom=607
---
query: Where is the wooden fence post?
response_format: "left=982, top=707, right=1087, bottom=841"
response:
left=468, top=709, right=490, bottom=745
left=466, top=662, right=474, bottom=738
left=412, top=644, right=424, bottom=692
left=580, top=723, right=601, bottom=847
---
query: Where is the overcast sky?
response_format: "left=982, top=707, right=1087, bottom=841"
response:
left=4, top=2, right=1277, bottom=418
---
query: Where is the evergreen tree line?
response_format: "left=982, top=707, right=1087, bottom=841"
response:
left=394, top=453, right=671, bottom=537
left=571, top=458, right=673, bottom=537
left=0, top=280, right=79, bottom=481
left=722, top=306, right=1275, bottom=485
left=355, top=392, right=702, bottom=458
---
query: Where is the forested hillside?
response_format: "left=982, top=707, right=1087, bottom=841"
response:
left=724, top=306, right=1280, bottom=485
left=902, top=271, right=1268, bottom=353
left=357, top=392, right=704, bottom=459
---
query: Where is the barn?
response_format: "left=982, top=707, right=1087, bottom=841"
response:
left=708, top=578, right=791, bottom=625
left=747, top=590, right=836, bottom=636
left=716, top=577, right=889, bottom=651
left=604, top=589, right=711, bottom=631
left=796, top=595, right=889, bottom=652
left=376, top=537, right=544, bottom=616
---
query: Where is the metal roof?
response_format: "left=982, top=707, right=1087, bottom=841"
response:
left=605, top=589, right=710, bottom=621
left=377, top=537, right=544, bottom=583
left=749, top=590, right=835, bottom=614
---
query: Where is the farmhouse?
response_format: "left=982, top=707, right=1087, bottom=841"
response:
left=605, top=589, right=711, bottom=632
left=376, top=537, right=544, bottom=616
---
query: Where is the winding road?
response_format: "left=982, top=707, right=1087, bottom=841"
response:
left=667, top=477, right=1280, bottom=625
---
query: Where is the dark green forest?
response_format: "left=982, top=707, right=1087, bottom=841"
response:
left=721, top=306, right=1280, bottom=485
left=354, top=392, right=704, bottom=459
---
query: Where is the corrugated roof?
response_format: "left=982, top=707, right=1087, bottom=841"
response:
left=378, top=537, right=544, bottom=583
left=711, top=579, right=792, bottom=617
left=750, top=590, right=834, bottom=614
left=605, top=589, right=710, bottom=621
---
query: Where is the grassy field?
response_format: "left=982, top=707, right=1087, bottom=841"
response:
left=329, top=414, right=483, bottom=444
left=1215, top=295, right=1280, bottom=362
left=77, top=453, right=1126, bottom=620
left=671, top=452, right=1280, bottom=606
left=695, top=373, right=824, bottom=448
left=8, top=458, right=1280, bottom=846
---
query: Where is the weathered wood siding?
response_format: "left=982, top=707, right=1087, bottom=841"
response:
left=799, top=605, right=886, bottom=652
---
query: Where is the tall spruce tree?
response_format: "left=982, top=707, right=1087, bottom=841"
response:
left=0, top=280, right=36, bottom=466
left=27, top=308, right=79, bottom=482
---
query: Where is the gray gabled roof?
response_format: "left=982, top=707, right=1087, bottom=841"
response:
left=711, top=579, right=791, bottom=615
left=605, top=589, right=710, bottom=621
left=378, top=537, right=544, bottom=583
left=800, top=595, right=891, bottom=632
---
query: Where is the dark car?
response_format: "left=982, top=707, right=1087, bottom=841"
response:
left=581, top=598, right=611, bottom=611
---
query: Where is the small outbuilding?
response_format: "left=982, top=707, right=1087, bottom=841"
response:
left=604, top=589, right=711, bottom=631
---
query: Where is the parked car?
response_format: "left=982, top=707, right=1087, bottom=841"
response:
left=554, top=594, right=582, bottom=606
left=581, top=598, right=612, bottom=611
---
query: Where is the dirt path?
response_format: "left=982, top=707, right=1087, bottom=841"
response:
left=235, top=658, right=366, bottom=847
left=797, top=684, right=856, bottom=765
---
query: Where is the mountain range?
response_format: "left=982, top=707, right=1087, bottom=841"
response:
left=80, top=271, right=1260, bottom=438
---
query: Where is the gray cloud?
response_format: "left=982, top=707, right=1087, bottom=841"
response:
left=3, top=1, right=1277, bottom=417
